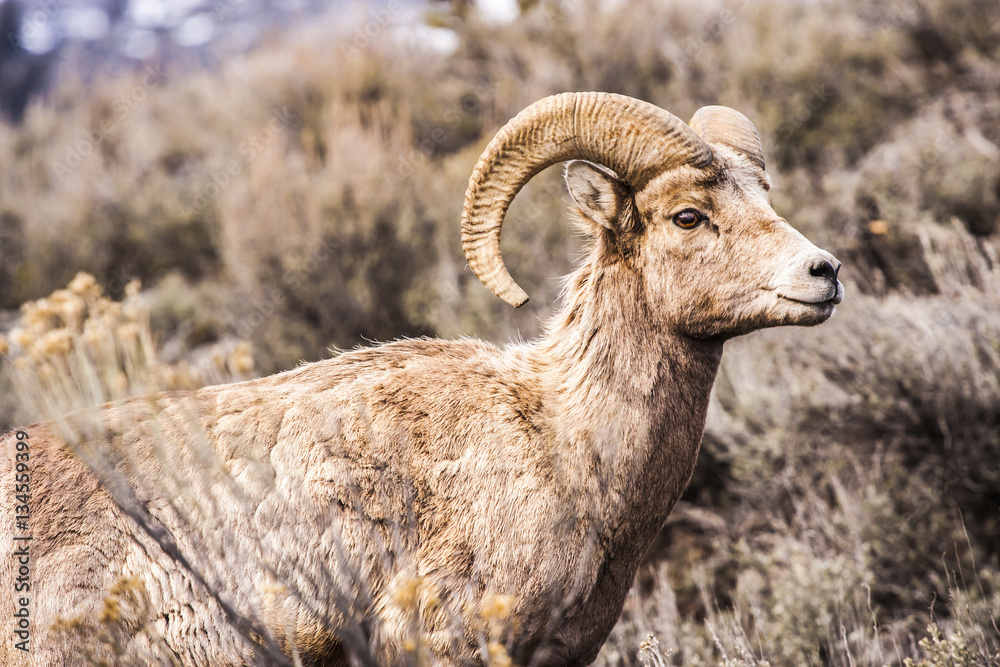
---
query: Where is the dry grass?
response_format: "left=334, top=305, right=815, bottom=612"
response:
left=0, top=272, right=254, bottom=423
left=1, top=0, right=998, bottom=664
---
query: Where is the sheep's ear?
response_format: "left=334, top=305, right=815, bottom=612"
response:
left=565, top=160, right=634, bottom=235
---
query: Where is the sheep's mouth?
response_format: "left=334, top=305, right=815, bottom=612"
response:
left=776, top=281, right=844, bottom=307
left=778, top=293, right=840, bottom=307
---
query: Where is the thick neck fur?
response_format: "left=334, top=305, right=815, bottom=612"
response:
left=530, top=244, right=724, bottom=549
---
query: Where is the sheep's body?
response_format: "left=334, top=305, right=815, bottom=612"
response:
left=1, top=312, right=720, bottom=666
left=0, top=93, right=843, bottom=665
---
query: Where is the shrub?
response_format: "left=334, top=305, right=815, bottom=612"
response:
left=1, top=0, right=998, bottom=662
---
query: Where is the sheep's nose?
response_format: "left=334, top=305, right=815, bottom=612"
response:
left=809, top=259, right=840, bottom=282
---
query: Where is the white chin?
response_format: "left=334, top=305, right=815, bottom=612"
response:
left=777, top=284, right=841, bottom=306
left=775, top=294, right=836, bottom=324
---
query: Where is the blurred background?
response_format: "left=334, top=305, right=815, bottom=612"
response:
left=0, top=0, right=998, bottom=664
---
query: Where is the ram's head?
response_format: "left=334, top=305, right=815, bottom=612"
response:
left=462, top=92, right=843, bottom=339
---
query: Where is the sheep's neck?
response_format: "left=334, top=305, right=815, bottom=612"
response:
left=534, top=259, right=723, bottom=547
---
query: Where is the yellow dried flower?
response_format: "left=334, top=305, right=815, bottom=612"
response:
left=159, top=365, right=178, bottom=388
left=116, top=322, right=142, bottom=342
left=109, top=372, right=129, bottom=397
left=68, top=272, right=98, bottom=297
left=8, top=327, right=31, bottom=349
left=228, top=342, right=255, bottom=375
left=5, top=271, right=257, bottom=420
left=392, top=575, right=425, bottom=610
left=38, top=329, right=73, bottom=357
left=481, top=593, right=515, bottom=622
left=49, top=614, right=85, bottom=632
left=868, top=219, right=890, bottom=235
left=81, top=323, right=107, bottom=351
left=213, top=350, right=226, bottom=372
left=124, top=279, right=141, bottom=299
left=421, top=581, right=440, bottom=612
left=52, top=288, right=79, bottom=306
left=36, top=362, right=55, bottom=381
left=258, top=578, right=287, bottom=597
left=487, top=642, right=512, bottom=667
left=99, top=577, right=144, bottom=625
left=60, top=297, right=86, bottom=331
left=99, top=596, right=121, bottom=623
left=122, top=301, right=144, bottom=322
left=22, top=300, right=55, bottom=330
left=98, top=301, right=123, bottom=320
left=26, top=297, right=50, bottom=314
left=108, top=576, right=143, bottom=596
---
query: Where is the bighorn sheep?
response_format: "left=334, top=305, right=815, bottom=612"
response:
left=1, top=92, right=842, bottom=666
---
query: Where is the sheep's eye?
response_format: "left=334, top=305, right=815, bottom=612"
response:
left=672, top=209, right=703, bottom=229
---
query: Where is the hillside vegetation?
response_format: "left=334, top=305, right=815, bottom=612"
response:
left=1, top=0, right=998, bottom=664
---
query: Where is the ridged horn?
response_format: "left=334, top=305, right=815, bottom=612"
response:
left=462, top=92, right=714, bottom=307
left=688, top=105, right=765, bottom=170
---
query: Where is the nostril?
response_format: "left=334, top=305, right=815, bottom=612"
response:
left=809, top=260, right=839, bottom=282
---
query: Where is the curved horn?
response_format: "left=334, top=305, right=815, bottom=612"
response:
left=688, top=105, right=765, bottom=170
left=462, top=92, right=714, bottom=307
